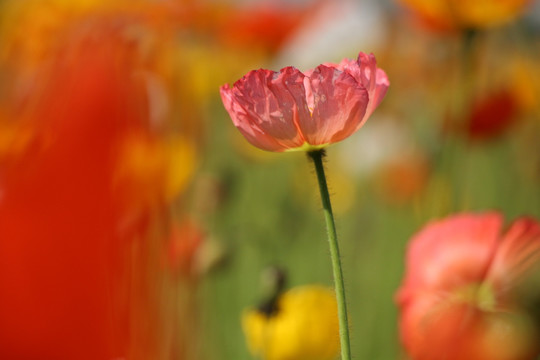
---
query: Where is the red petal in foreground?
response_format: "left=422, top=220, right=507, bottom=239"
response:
left=397, top=212, right=540, bottom=360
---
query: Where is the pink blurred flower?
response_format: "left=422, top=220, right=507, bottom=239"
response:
left=396, top=212, right=540, bottom=360
left=220, top=52, right=389, bottom=152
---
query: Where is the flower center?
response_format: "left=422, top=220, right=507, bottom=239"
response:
left=285, top=142, right=328, bottom=152
left=454, top=282, right=497, bottom=311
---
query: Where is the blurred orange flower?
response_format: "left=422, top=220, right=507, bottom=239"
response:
left=377, top=152, right=430, bottom=205
left=0, top=1, right=199, bottom=359
left=396, top=212, right=540, bottom=360
left=398, top=0, right=530, bottom=31
left=167, top=217, right=205, bottom=278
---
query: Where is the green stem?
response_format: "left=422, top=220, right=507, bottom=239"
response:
left=308, top=149, right=351, bottom=360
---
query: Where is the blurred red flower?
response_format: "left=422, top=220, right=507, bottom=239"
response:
left=396, top=212, right=540, bottom=360
left=443, top=89, right=520, bottom=141
left=216, top=2, right=319, bottom=55
left=466, top=89, right=519, bottom=140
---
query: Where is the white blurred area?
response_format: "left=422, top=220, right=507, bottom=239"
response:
left=274, top=0, right=390, bottom=70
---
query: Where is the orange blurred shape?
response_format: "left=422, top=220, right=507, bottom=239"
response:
left=398, top=0, right=530, bottom=31
left=167, top=218, right=204, bottom=278
left=377, top=153, right=429, bottom=205
left=0, top=121, right=41, bottom=163
left=0, top=4, right=196, bottom=359
left=114, top=131, right=195, bottom=219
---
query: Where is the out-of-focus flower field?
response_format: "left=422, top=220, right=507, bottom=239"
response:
left=0, top=0, right=540, bottom=359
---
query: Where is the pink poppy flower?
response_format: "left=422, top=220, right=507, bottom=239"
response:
left=220, top=52, right=389, bottom=152
left=396, top=212, right=540, bottom=360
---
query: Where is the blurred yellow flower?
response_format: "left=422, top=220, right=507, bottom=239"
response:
left=242, top=285, right=340, bottom=360
left=510, top=57, right=540, bottom=114
left=399, top=0, right=529, bottom=30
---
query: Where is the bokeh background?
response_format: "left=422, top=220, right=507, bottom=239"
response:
left=0, top=0, right=539, bottom=359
